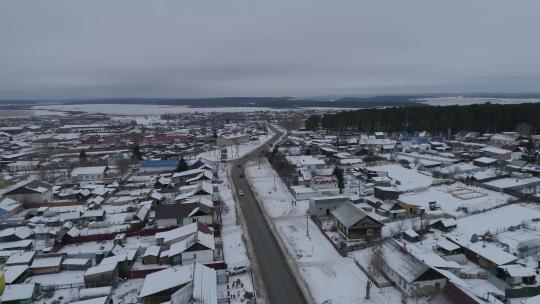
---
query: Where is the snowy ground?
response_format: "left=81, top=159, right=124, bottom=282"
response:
left=365, top=163, right=434, bottom=192
left=218, top=162, right=256, bottom=302
left=197, top=132, right=274, bottom=161
left=451, top=203, right=540, bottom=242
left=33, top=104, right=290, bottom=115
left=112, top=278, right=145, bottom=303
left=245, top=159, right=404, bottom=304
left=222, top=225, right=250, bottom=268
left=398, top=182, right=514, bottom=217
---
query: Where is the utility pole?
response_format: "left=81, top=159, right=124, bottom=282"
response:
left=306, top=212, right=310, bottom=238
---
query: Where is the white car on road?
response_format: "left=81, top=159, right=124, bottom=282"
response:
left=238, top=190, right=244, bottom=196
left=229, top=265, right=250, bottom=275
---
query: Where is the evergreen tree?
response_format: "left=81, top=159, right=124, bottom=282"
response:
left=176, top=155, right=189, bottom=172
left=521, top=137, right=538, bottom=164
left=132, top=144, right=142, bottom=161
left=333, top=166, right=345, bottom=194
left=79, top=149, right=87, bottom=164
left=305, top=115, right=320, bottom=130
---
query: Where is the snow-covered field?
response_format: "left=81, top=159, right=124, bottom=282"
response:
left=245, top=159, right=403, bottom=304
left=33, top=104, right=291, bottom=115
left=366, top=163, right=434, bottom=192
left=452, top=204, right=540, bottom=242
left=399, top=182, right=513, bottom=216
left=416, top=96, right=540, bottom=106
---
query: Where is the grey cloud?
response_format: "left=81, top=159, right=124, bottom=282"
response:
left=1, top=0, right=540, bottom=99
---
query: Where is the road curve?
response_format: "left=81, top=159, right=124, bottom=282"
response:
left=230, top=127, right=307, bottom=304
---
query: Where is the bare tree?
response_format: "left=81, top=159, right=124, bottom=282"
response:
left=116, top=158, right=131, bottom=178
left=366, top=243, right=383, bottom=299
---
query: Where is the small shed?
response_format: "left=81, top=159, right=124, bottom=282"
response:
left=30, top=256, right=63, bottom=274
left=403, top=229, right=420, bottom=243
left=83, top=262, right=119, bottom=288
left=431, top=219, right=457, bottom=232
left=5, top=252, right=35, bottom=266
left=0, top=283, right=41, bottom=304
left=3, top=265, right=30, bottom=284
left=436, top=239, right=461, bottom=255
left=142, top=246, right=161, bottom=265
left=62, top=258, right=92, bottom=270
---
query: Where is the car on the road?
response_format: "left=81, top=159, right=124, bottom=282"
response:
left=229, top=265, right=250, bottom=275
left=239, top=173, right=244, bottom=178
left=237, top=164, right=241, bottom=167
left=238, top=190, right=244, bottom=196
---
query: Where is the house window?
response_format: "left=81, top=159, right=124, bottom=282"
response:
left=367, top=229, right=373, bottom=236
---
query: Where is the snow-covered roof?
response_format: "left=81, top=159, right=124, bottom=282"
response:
left=0, top=197, right=21, bottom=211
left=84, top=261, right=118, bottom=276
left=437, top=238, right=460, bottom=252
left=381, top=239, right=430, bottom=284
left=168, top=230, right=215, bottom=257
left=473, top=157, right=498, bottom=164
left=71, top=166, right=108, bottom=176
left=139, top=263, right=217, bottom=303
left=143, top=246, right=161, bottom=257
left=6, top=251, right=35, bottom=265
left=0, top=283, right=37, bottom=301
left=71, top=296, right=110, bottom=304
left=139, top=263, right=195, bottom=298
left=63, top=258, right=90, bottom=266
left=500, top=264, right=536, bottom=278
left=155, top=222, right=213, bottom=245
left=480, top=146, right=511, bottom=155
left=31, top=256, right=63, bottom=268
left=3, top=265, right=29, bottom=284
left=484, top=177, right=540, bottom=189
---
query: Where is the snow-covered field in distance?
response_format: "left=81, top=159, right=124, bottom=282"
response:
left=32, top=104, right=354, bottom=115
left=416, top=96, right=540, bottom=106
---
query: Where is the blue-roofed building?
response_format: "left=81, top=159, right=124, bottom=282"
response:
left=140, top=160, right=179, bottom=173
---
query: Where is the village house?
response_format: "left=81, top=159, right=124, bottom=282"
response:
left=154, top=203, right=214, bottom=227
left=380, top=239, right=447, bottom=297
left=71, top=166, right=111, bottom=183
left=331, top=202, right=384, bottom=240
left=138, top=263, right=217, bottom=304
left=2, top=179, right=54, bottom=207
left=83, top=262, right=120, bottom=288
left=308, top=195, right=349, bottom=217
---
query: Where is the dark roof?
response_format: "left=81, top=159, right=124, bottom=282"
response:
left=4, top=180, right=53, bottom=195
left=154, top=203, right=214, bottom=220
left=140, top=160, right=179, bottom=168
left=331, top=201, right=383, bottom=228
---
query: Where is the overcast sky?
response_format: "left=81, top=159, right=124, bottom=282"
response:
left=1, top=0, right=540, bottom=99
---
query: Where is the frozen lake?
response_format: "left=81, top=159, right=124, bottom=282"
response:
left=32, top=104, right=351, bottom=115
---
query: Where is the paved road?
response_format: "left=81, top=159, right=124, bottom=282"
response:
left=231, top=128, right=307, bottom=304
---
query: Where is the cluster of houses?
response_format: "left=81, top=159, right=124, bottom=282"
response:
left=275, top=127, right=540, bottom=302
left=0, top=111, right=275, bottom=303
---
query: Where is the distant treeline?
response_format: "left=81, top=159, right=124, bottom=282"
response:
left=307, top=102, right=540, bottom=134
